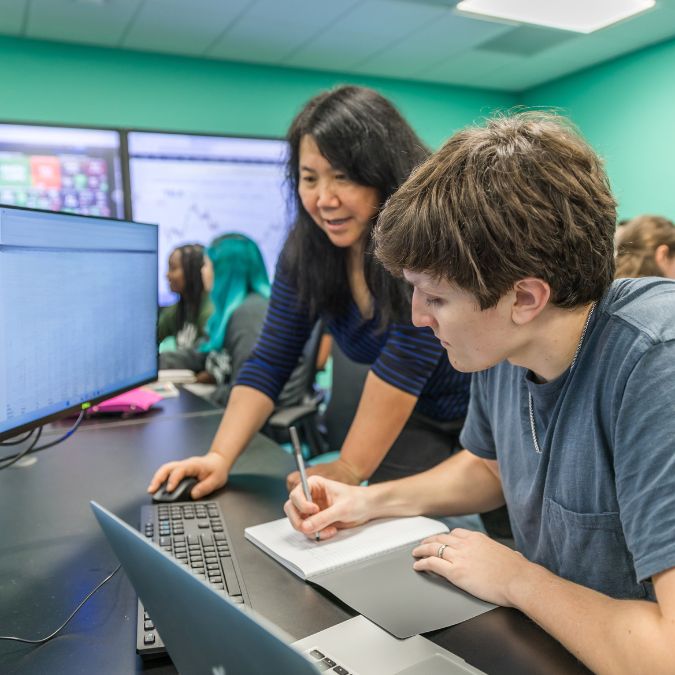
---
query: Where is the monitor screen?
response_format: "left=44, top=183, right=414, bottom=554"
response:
left=127, top=131, right=291, bottom=306
left=0, top=123, right=125, bottom=219
left=0, top=206, right=158, bottom=440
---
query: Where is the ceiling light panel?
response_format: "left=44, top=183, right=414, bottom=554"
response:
left=455, top=0, right=656, bottom=33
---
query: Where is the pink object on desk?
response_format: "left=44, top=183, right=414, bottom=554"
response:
left=89, top=388, right=163, bottom=415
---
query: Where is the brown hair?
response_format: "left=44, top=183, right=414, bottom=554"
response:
left=615, top=215, right=675, bottom=278
left=374, top=111, right=617, bottom=310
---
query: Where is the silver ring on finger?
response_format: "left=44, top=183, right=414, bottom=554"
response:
left=437, top=543, right=448, bottom=559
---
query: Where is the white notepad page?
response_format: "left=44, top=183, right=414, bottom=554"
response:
left=245, top=516, right=448, bottom=580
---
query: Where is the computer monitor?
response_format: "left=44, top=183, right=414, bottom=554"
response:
left=0, top=206, right=158, bottom=441
left=127, top=130, right=291, bottom=306
left=0, top=122, right=125, bottom=219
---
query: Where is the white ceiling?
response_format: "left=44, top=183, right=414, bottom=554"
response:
left=1, top=0, right=675, bottom=92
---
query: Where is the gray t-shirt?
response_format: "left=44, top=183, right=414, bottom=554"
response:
left=460, top=277, right=675, bottom=600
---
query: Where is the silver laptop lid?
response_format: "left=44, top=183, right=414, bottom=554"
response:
left=90, top=501, right=319, bottom=675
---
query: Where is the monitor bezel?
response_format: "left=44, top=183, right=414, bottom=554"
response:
left=0, top=204, right=159, bottom=442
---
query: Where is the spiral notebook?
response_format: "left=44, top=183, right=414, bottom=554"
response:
left=245, top=516, right=494, bottom=638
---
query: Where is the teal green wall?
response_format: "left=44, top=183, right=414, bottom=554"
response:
left=5, top=33, right=674, bottom=220
left=522, top=37, right=675, bottom=221
left=0, top=36, right=514, bottom=150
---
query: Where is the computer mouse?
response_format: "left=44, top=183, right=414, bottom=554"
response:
left=152, top=476, right=199, bottom=503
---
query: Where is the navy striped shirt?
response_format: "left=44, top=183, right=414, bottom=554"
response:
left=236, top=269, right=470, bottom=422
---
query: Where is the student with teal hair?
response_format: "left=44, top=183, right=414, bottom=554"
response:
left=160, top=233, right=271, bottom=392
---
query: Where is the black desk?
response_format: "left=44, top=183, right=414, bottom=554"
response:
left=44, top=386, right=220, bottom=438
left=0, top=402, right=590, bottom=675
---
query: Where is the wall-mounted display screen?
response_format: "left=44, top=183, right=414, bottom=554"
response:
left=0, top=123, right=125, bottom=218
left=127, top=131, right=291, bottom=306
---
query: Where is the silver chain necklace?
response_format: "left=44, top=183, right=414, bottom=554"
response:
left=528, top=302, right=597, bottom=455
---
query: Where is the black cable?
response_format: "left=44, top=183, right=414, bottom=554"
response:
left=0, top=428, right=36, bottom=446
left=30, top=410, right=86, bottom=452
left=0, top=410, right=86, bottom=470
left=0, top=565, right=121, bottom=645
left=0, top=427, right=43, bottom=470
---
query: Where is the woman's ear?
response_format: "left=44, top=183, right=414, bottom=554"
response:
left=511, top=278, right=550, bottom=326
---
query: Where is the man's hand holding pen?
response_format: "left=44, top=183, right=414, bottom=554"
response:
left=284, top=473, right=372, bottom=542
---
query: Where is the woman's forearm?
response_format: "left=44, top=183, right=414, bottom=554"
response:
left=338, top=372, right=418, bottom=480
left=208, top=385, right=275, bottom=474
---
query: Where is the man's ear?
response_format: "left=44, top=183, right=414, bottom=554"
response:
left=511, top=278, right=550, bottom=326
left=654, top=244, right=670, bottom=275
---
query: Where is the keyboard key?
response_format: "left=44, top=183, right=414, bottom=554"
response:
left=322, top=658, right=336, bottom=667
left=221, top=557, right=241, bottom=595
left=144, top=632, right=155, bottom=645
left=309, top=650, right=325, bottom=660
left=144, top=620, right=155, bottom=630
left=315, top=663, right=332, bottom=672
left=333, top=667, right=349, bottom=674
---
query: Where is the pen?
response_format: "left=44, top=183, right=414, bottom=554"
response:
left=289, top=426, right=320, bottom=541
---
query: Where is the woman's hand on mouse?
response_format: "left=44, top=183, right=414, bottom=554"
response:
left=147, top=453, right=229, bottom=500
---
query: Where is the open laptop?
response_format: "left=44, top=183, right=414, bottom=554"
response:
left=91, top=501, right=486, bottom=675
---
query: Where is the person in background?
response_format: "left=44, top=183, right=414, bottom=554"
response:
left=158, top=243, right=212, bottom=352
left=149, top=85, right=472, bottom=508
left=615, top=214, right=675, bottom=279
left=160, top=233, right=270, bottom=390
left=285, top=112, right=675, bottom=675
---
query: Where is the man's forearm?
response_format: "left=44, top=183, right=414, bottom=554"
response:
left=509, top=563, right=675, bottom=675
left=366, top=450, right=505, bottom=519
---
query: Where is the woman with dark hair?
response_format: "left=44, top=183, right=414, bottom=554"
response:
left=148, top=85, right=471, bottom=505
left=158, top=243, right=212, bottom=351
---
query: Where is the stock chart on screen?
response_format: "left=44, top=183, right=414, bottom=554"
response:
left=128, top=131, right=291, bottom=305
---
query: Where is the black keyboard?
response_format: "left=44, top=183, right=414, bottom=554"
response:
left=136, top=501, right=250, bottom=659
